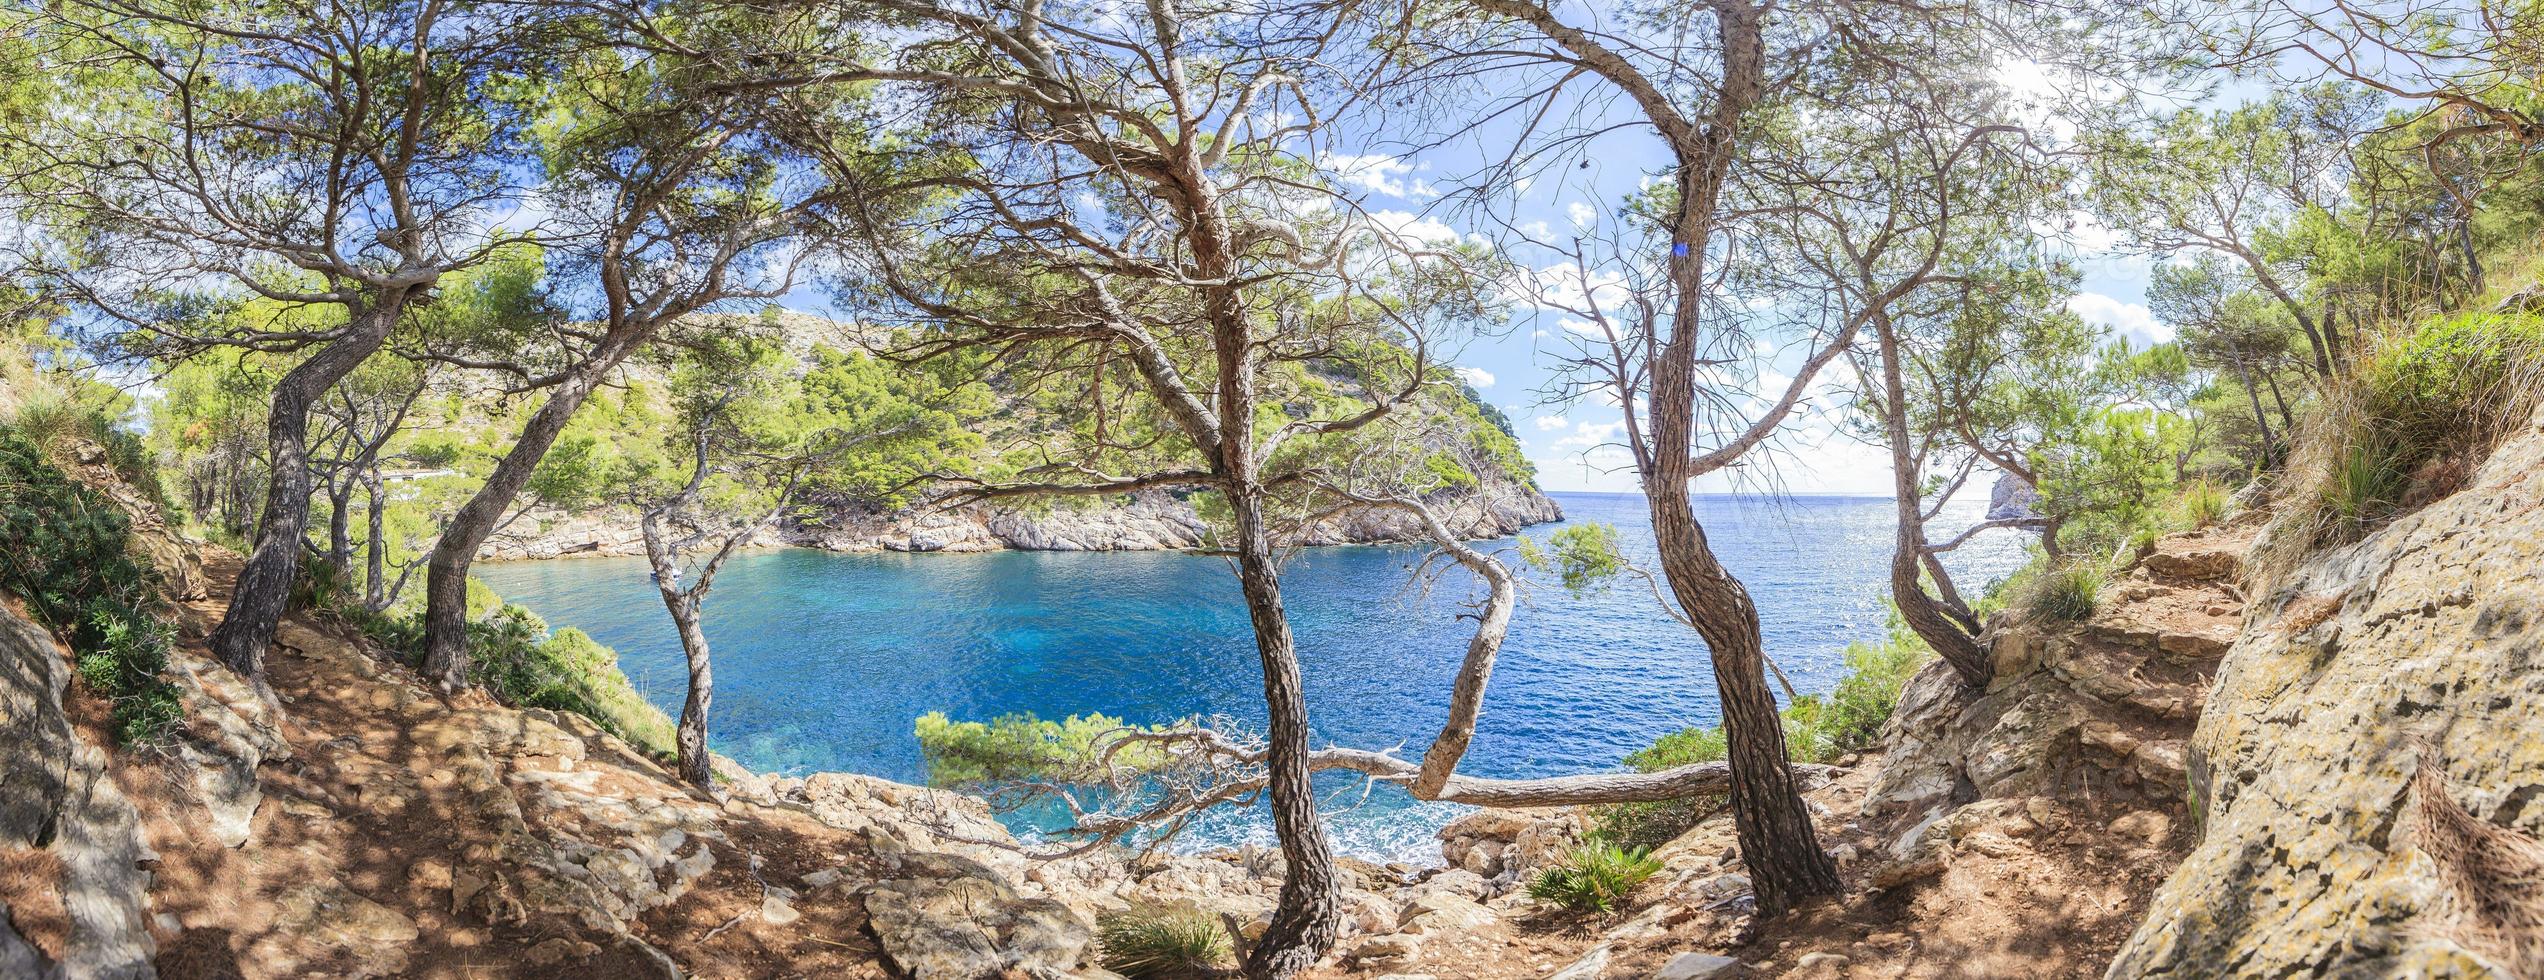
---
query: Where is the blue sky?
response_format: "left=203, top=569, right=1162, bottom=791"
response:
left=1306, top=65, right=2181, bottom=497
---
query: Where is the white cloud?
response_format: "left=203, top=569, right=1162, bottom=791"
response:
left=1517, top=265, right=1631, bottom=316
left=1557, top=317, right=1604, bottom=336
left=1553, top=418, right=1628, bottom=451
left=1368, top=209, right=1467, bottom=250
left=1533, top=414, right=1569, bottom=431
left=1327, top=153, right=1437, bottom=200
left=2067, top=291, right=2174, bottom=344
left=1453, top=365, right=1496, bottom=389
left=1565, top=201, right=1598, bottom=228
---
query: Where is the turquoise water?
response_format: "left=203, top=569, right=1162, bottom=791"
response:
left=479, top=491, right=2027, bottom=860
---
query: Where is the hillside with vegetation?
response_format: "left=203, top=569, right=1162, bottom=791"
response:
left=2, top=0, right=2542, bottom=978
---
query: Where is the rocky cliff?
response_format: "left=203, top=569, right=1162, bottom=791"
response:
left=483, top=478, right=1564, bottom=561
left=2108, top=405, right=2544, bottom=978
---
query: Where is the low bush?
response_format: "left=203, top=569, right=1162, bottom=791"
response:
left=320, top=581, right=675, bottom=757
left=0, top=428, right=184, bottom=744
left=464, top=605, right=676, bottom=756
left=1095, top=905, right=1230, bottom=978
left=1782, top=625, right=1934, bottom=762
left=1593, top=618, right=1935, bottom=848
left=2169, top=479, right=2230, bottom=530
left=914, top=710, right=1167, bottom=787
left=1527, top=842, right=1663, bottom=914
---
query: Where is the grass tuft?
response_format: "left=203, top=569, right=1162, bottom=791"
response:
left=1096, top=905, right=1231, bottom=979
left=2020, top=562, right=2107, bottom=623
left=2255, top=311, right=2544, bottom=587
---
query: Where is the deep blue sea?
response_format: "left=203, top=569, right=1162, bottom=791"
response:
left=479, top=491, right=2027, bottom=860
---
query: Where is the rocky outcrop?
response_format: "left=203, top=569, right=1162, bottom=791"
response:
left=2110, top=406, right=2544, bottom=978
left=484, top=479, right=1564, bottom=561
left=1866, top=521, right=2253, bottom=829
left=1987, top=471, right=2041, bottom=522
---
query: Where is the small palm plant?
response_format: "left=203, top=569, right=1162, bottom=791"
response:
left=1528, top=841, right=1664, bottom=914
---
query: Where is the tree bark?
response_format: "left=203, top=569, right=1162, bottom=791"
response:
left=1644, top=491, right=1842, bottom=914
left=209, top=300, right=403, bottom=687
left=421, top=334, right=644, bottom=687
left=324, top=479, right=356, bottom=588
left=1873, top=319, right=1991, bottom=687
left=363, top=472, right=389, bottom=610
left=1229, top=490, right=1340, bottom=980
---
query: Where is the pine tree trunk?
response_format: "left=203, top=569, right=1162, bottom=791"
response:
left=1873, top=318, right=1989, bottom=687
left=670, top=599, right=714, bottom=792
left=421, top=341, right=635, bottom=687
left=1644, top=489, right=1843, bottom=914
left=1231, top=490, right=1341, bottom=980
left=364, top=473, right=388, bottom=610
left=209, top=302, right=402, bottom=686
left=325, top=479, right=355, bottom=588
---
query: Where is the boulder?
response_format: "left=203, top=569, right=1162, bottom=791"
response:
left=1397, top=892, right=1495, bottom=934
left=863, top=876, right=1094, bottom=980
left=0, top=605, right=156, bottom=979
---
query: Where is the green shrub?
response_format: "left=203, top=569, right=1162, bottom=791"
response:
left=2269, top=312, right=2544, bottom=566
left=2020, top=562, right=2106, bottom=623
left=0, top=428, right=183, bottom=745
left=1527, top=843, right=1663, bottom=914
left=1782, top=626, right=1934, bottom=762
left=1095, top=906, right=1230, bottom=979
left=914, top=710, right=1166, bottom=787
left=1620, top=721, right=1728, bottom=772
left=463, top=604, right=676, bottom=756
left=1595, top=619, right=1934, bottom=848
left=2358, top=312, right=2544, bottom=459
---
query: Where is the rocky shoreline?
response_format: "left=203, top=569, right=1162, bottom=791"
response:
left=481, top=481, right=1566, bottom=562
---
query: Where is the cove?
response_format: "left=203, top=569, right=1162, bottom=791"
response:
left=478, top=491, right=2028, bottom=860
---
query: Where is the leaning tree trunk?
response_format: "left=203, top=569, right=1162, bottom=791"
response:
left=1229, top=490, right=1342, bottom=980
left=421, top=335, right=641, bottom=687
left=1645, top=490, right=1843, bottom=914
left=209, top=301, right=402, bottom=687
left=1873, top=318, right=1989, bottom=687
left=658, top=592, right=715, bottom=792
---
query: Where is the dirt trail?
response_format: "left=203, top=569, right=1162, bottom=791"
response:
left=125, top=553, right=900, bottom=978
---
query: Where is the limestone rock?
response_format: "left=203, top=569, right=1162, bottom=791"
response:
left=501, top=475, right=1562, bottom=558
left=864, top=876, right=1093, bottom=980
left=1349, top=933, right=1422, bottom=967
left=1397, top=892, right=1495, bottom=934
left=1542, top=943, right=1609, bottom=979
left=2111, top=405, right=2544, bottom=977
left=0, top=605, right=157, bottom=980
